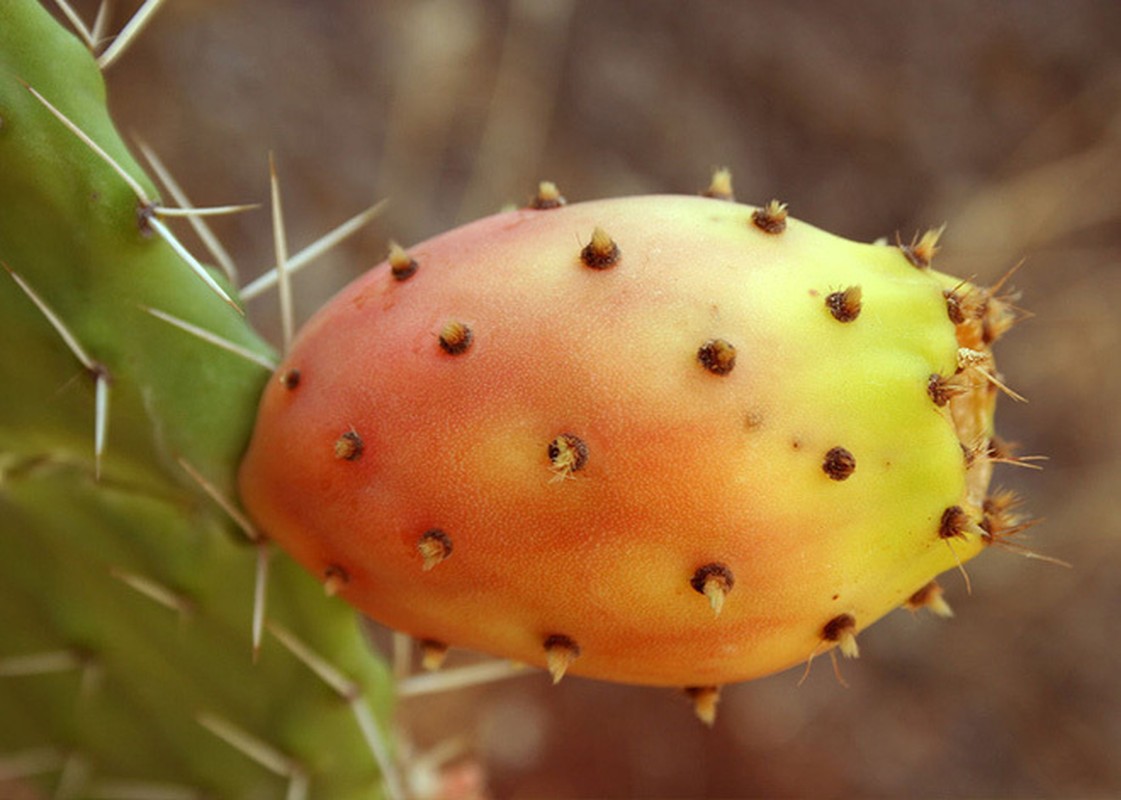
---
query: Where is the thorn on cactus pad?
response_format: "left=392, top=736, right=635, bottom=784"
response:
left=334, top=430, right=364, bottom=461
left=136, top=138, right=247, bottom=282
left=419, top=639, right=450, bottom=671
left=198, top=711, right=296, bottom=779
left=23, top=82, right=151, bottom=203
left=418, top=529, right=453, bottom=571
left=821, top=614, right=859, bottom=659
left=825, top=286, right=862, bottom=322
left=147, top=211, right=245, bottom=314
left=178, top=456, right=260, bottom=541
left=136, top=201, right=159, bottom=237
left=3, top=262, right=113, bottom=479
left=50, top=0, right=98, bottom=48
left=142, top=305, right=275, bottom=370
left=323, top=565, right=349, bottom=597
left=543, top=634, right=580, bottom=684
left=684, top=686, right=722, bottom=726
left=690, top=563, right=735, bottom=617
left=279, top=368, right=301, bottom=390
left=905, top=581, right=954, bottom=618
left=529, top=181, right=566, bottom=209
left=23, top=84, right=244, bottom=304
left=580, top=227, right=620, bottom=270
left=0, top=649, right=87, bottom=679
left=96, top=0, right=169, bottom=72
left=697, top=339, right=737, bottom=375
left=252, top=542, right=271, bottom=663
left=268, top=152, right=296, bottom=354
left=265, top=619, right=402, bottom=796
left=388, top=242, right=419, bottom=281
left=899, top=225, right=945, bottom=269
left=702, top=168, right=735, bottom=201
left=751, top=200, right=788, bottom=234
left=438, top=321, right=474, bottom=355
left=548, top=433, right=588, bottom=480
left=822, top=447, right=856, bottom=481
left=239, top=200, right=389, bottom=301
left=111, top=567, right=194, bottom=618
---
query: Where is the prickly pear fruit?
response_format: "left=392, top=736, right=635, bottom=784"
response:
left=239, top=191, right=1021, bottom=689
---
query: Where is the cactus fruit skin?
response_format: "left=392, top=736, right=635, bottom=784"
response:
left=239, top=194, right=1015, bottom=688
left=1, top=4, right=394, bottom=796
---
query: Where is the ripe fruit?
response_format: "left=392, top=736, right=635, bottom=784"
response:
left=238, top=185, right=1023, bottom=702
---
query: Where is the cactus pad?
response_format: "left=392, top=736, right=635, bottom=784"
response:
left=1, top=3, right=396, bottom=795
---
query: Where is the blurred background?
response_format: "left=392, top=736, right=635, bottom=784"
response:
left=60, top=0, right=1121, bottom=796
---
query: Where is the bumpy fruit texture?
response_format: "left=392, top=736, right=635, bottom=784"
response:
left=240, top=192, right=1016, bottom=688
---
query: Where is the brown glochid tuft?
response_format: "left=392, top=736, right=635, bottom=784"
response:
left=702, top=168, right=735, bottom=201
left=419, top=639, right=450, bottom=671
left=825, top=286, right=862, bottom=322
left=938, top=506, right=970, bottom=540
left=943, top=289, right=966, bottom=325
left=691, top=562, right=735, bottom=617
left=904, top=581, right=954, bottom=618
left=822, top=447, right=856, bottom=480
left=323, top=564, right=349, bottom=596
left=388, top=241, right=419, bottom=281
left=438, top=321, right=473, bottom=355
left=418, top=529, right=453, bottom=571
left=751, top=199, right=788, bottom=234
left=543, top=633, right=580, bottom=654
left=530, top=181, right=566, bottom=210
left=543, top=633, right=581, bottom=684
left=690, top=562, right=735, bottom=595
left=981, top=490, right=1023, bottom=539
left=581, top=227, right=620, bottom=269
left=685, top=685, right=722, bottom=727
left=822, top=613, right=860, bottom=658
left=982, top=297, right=1017, bottom=345
left=905, top=581, right=939, bottom=608
left=279, top=368, right=301, bottom=390
left=927, top=372, right=968, bottom=407
left=548, top=433, right=589, bottom=478
left=900, top=226, right=944, bottom=269
left=334, top=430, right=364, bottom=461
left=697, top=339, right=737, bottom=375
left=822, top=613, right=856, bottom=642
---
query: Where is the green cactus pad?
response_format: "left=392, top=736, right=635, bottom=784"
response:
left=0, top=3, right=396, bottom=796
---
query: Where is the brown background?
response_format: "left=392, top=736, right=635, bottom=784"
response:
left=64, top=1, right=1121, bottom=796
